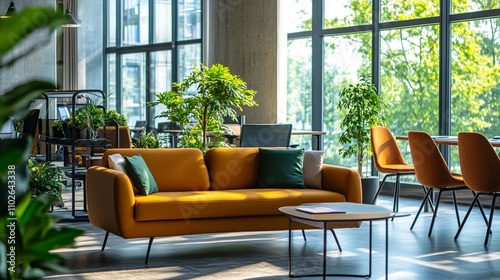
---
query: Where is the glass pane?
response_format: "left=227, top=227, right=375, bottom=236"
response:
left=177, top=0, right=202, bottom=41
left=178, top=43, right=202, bottom=83
left=381, top=0, right=439, bottom=22
left=107, top=54, right=117, bottom=111
left=121, top=53, right=146, bottom=128
left=154, top=0, right=172, bottom=43
left=150, top=51, right=173, bottom=130
left=122, top=0, right=149, bottom=46
left=323, top=33, right=371, bottom=168
left=282, top=0, right=312, bottom=33
left=324, top=0, right=371, bottom=28
left=451, top=19, right=500, bottom=136
left=78, top=0, right=103, bottom=90
left=380, top=25, right=439, bottom=176
left=108, top=0, right=117, bottom=47
left=287, top=38, right=312, bottom=150
left=452, top=0, right=500, bottom=14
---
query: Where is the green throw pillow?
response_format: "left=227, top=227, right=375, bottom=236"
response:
left=124, top=154, right=159, bottom=195
left=257, top=148, right=305, bottom=189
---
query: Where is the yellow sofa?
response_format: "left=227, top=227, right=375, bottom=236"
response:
left=86, top=147, right=362, bottom=262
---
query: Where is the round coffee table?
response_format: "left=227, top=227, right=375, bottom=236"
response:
left=279, top=202, right=395, bottom=279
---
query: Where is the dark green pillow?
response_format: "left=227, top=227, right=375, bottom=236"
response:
left=124, top=154, right=159, bottom=195
left=257, top=148, right=305, bottom=189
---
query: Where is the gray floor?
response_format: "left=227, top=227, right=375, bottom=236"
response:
left=46, top=194, right=500, bottom=280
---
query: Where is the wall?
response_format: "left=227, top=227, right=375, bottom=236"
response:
left=209, top=0, right=278, bottom=124
left=0, top=0, right=57, bottom=94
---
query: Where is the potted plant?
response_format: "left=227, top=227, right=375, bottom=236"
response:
left=132, top=130, right=161, bottom=148
left=337, top=75, right=387, bottom=204
left=52, top=119, right=65, bottom=138
left=150, top=63, right=257, bottom=151
left=27, top=158, right=66, bottom=204
left=106, top=110, right=127, bottom=126
left=73, top=102, right=105, bottom=139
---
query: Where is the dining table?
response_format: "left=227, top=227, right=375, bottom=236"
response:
left=396, top=135, right=500, bottom=148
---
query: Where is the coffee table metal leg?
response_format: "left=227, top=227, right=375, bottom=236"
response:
left=369, top=221, right=372, bottom=278
left=385, top=219, right=389, bottom=280
left=323, top=222, right=327, bottom=279
left=288, top=218, right=292, bottom=277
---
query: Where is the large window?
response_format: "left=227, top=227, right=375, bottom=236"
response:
left=284, top=0, right=500, bottom=177
left=105, top=0, right=202, bottom=129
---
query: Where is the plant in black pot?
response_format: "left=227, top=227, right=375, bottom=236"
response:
left=52, top=119, right=65, bottom=138
left=73, top=102, right=105, bottom=139
left=337, top=75, right=387, bottom=204
left=105, top=110, right=127, bottom=126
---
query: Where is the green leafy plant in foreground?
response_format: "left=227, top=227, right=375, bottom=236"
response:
left=0, top=193, right=84, bottom=279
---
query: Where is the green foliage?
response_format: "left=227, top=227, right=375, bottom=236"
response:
left=27, top=159, right=66, bottom=202
left=0, top=194, right=84, bottom=279
left=106, top=110, right=127, bottom=126
left=133, top=131, right=161, bottom=148
left=73, top=103, right=105, bottom=131
left=337, top=76, right=387, bottom=176
left=0, top=6, right=80, bottom=280
left=52, top=120, right=63, bottom=131
left=151, top=63, right=257, bottom=151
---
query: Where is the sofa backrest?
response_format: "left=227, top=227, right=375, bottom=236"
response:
left=204, top=147, right=259, bottom=190
left=102, top=148, right=210, bottom=191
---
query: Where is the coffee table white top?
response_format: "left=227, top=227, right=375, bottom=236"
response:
left=279, top=202, right=395, bottom=222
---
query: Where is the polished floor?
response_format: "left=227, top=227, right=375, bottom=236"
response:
left=47, top=194, right=500, bottom=280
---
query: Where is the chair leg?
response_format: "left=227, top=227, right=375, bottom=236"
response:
left=301, top=229, right=307, bottom=241
left=330, top=229, right=342, bottom=252
left=410, top=187, right=433, bottom=230
left=455, top=193, right=480, bottom=240
left=145, top=237, right=154, bottom=264
left=422, top=186, right=435, bottom=213
left=428, top=189, right=444, bottom=237
left=484, top=195, right=497, bottom=246
left=101, top=231, right=109, bottom=251
left=452, top=191, right=460, bottom=227
left=393, top=174, right=401, bottom=213
left=371, top=174, right=390, bottom=204
left=473, top=191, right=490, bottom=230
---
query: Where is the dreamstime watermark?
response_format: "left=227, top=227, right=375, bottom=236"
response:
left=6, top=165, right=17, bottom=273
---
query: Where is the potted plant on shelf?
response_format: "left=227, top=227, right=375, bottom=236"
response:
left=337, top=75, right=387, bottom=204
left=72, top=102, right=105, bottom=139
left=150, top=63, right=257, bottom=151
left=106, top=110, right=127, bottom=126
left=52, top=119, right=65, bottom=138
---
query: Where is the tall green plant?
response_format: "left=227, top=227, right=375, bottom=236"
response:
left=151, top=63, right=257, bottom=151
left=337, top=75, right=387, bottom=176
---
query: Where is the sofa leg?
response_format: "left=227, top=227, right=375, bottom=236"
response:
left=145, top=237, right=154, bottom=264
left=101, top=231, right=109, bottom=251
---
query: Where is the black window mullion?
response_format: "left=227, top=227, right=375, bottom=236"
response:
left=311, top=0, right=323, bottom=150
left=172, top=0, right=178, bottom=83
left=439, top=0, right=452, bottom=161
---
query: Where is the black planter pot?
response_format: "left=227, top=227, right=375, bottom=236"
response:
left=362, top=176, right=379, bottom=204
left=52, top=127, right=64, bottom=138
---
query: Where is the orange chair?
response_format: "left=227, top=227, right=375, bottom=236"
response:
left=455, top=132, right=500, bottom=245
left=370, top=126, right=415, bottom=212
left=408, top=131, right=482, bottom=236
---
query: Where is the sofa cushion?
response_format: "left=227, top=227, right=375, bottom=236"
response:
left=109, top=153, right=138, bottom=194
left=303, top=150, right=324, bottom=189
left=102, top=148, right=210, bottom=192
left=205, top=147, right=259, bottom=190
left=134, top=188, right=346, bottom=221
left=124, top=154, right=159, bottom=195
left=257, top=148, right=305, bottom=189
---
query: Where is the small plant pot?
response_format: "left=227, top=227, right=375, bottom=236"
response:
left=52, top=127, right=64, bottom=138
left=362, top=176, right=379, bottom=204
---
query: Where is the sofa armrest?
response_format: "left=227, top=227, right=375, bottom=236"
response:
left=321, top=164, right=362, bottom=203
left=86, top=166, right=136, bottom=237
